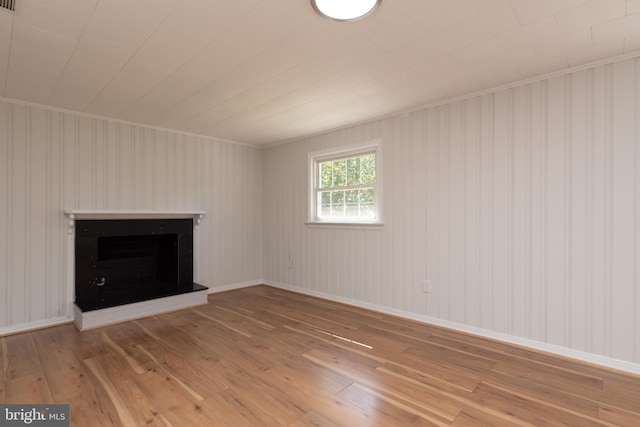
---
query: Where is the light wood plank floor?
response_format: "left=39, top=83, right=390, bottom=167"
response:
left=1, top=285, right=639, bottom=426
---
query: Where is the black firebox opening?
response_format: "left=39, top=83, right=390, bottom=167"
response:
left=75, top=218, right=207, bottom=312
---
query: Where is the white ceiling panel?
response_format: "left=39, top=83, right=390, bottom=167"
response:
left=497, top=16, right=560, bottom=52
left=119, top=69, right=214, bottom=124
left=410, top=0, right=480, bottom=35
left=1, top=0, right=640, bottom=145
left=554, top=0, right=627, bottom=34
left=363, top=15, right=423, bottom=52
left=83, top=0, right=178, bottom=48
left=566, top=39, right=626, bottom=67
left=47, top=79, right=103, bottom=111
left=451, top=37, right=506, bottom=66
left=510, top=0, right=587, bottom=25
left=86, top=60, right=170, bottom=117
left=592, top=11, right=640, bottom=43
left=454, top=3, right=521, bottom=45
left=409, top=28, right=467, bottom=62
left=625, top=34, right=640, bottom=52
left=469, top=0, right=511, bottom=11
left=16, top=0, right=97, bottom=39
left=5, top=21, right=76, bottom=103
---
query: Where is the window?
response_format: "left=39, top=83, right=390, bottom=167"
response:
left=309, top=141, right=382, bottom=224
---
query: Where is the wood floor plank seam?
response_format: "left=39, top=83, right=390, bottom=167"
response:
left=83, top=357, right=140, bottom=427
left=213, top=305, right=278, bottom=330
left=192, top=308, right=253, bottom=338
left=136, top=344, right=205, bottom=402
left=302, top=352, right=460, bottom=423
left=24, top=335, right=55, bottom=402
left=101, top=331, right=146, bottom=375
left=378, top=362, right=479, bottom=393
left=345, top=382, right=454, bottom=426
left=481, top=380, right=620, bottom=427
left=377, top=366, right=545, bottom=426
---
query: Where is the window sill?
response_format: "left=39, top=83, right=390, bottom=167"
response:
left=305, top=221, right=384, bottom=230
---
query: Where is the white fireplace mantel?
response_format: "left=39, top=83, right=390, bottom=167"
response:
left=64, top=210, right=206, bottom=233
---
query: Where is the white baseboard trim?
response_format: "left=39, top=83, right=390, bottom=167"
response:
left=0, top=316, right=73, bottom=337
left=206, top=279, right=263, bottom=294
left=263, top=280, right=640, bottom=376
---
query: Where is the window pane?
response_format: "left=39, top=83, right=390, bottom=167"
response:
left=347, top=157, right=360, bottom=185
left=360, top=203, right=374, bottom=217
left=331, top=190, right=345, bottom=216
left=320, top=162, right=332, bottom=188
left=361, top=188, right=374, bottom=217
left=320, top=191, right=331, bottom=206
left=345, top=189, right=359, bottom=216
left=319, top=191, right=331, bottom=217
left=361, top=153, right=375, bottom=184
left=332, top=160, right=346, bottom=187
left=360, top=187, right=374, bottom=202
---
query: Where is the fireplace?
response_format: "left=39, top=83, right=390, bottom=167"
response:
left=74, top=218, right=207, bottom=312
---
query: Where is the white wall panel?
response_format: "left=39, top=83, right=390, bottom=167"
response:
left=264, top=56, right=640, bottom=366
left=0, top=100, right=264, bottom=332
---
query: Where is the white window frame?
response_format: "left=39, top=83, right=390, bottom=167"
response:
left=307, top=140, right=383, bottom=226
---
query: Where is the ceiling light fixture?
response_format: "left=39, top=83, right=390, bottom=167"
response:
left=311, top=0, right=381, bottom=21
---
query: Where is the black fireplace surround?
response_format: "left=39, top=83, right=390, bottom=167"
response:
left=75, top=218, right=207, bottom=312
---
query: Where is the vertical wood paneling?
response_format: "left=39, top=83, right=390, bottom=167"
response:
left=48, top=112, right=64, bottom=319
left=464, top=98, right=481, bottom=327
left=590, top=65, right=609, bottom=357
left=569, top=70, right=589, bottom=351
left=0, top=100, right=264, bottom=332
left=264, top=55, right=640, bottom=366
left=10, top=105, right=27, bottom=325
left=611, top=60, right=637, bottom=361
left=410, top=111, right=426, bottom=315
left=605, top=64, right=614, bottom=357
left=512, top=85, right=529, bottom=339
left=492, top=90, right=511, bottom=334
left=448, top=103, right=464, bottom=324
left=425, top=109, right=438, bottom=316
left=437, top=107, right=449, bottom=319
left=545, top=75, right=567, bottom=346
left=530, top=81, right=545, bottom=342
left=0, top=102, right=9, bottom=328
left=479, top=95, right=494, bottom=331
left=29, top=108, right=46, bottom=321
left=636, top=59, right=640, bottom=363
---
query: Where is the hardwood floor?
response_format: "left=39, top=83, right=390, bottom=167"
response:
left=1, top=285, right=639, bottom=426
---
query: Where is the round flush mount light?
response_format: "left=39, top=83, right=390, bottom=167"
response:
left=311, top=0, right=381, bottom=21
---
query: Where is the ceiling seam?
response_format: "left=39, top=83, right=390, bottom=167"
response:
left=44, top=0, right=100, bottom=106
left=79, top=0, right=184, bottom=116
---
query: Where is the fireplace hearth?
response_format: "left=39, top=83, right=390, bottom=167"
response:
left=74, top=218, right=207, bottom=312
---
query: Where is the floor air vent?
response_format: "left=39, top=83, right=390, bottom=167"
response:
left=0, top=0, right=15, bottom=12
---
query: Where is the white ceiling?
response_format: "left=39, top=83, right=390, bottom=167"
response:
left=1, top=0, right=639, bottom=146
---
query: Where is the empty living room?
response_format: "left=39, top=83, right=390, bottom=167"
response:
left=1, top=0, right=640, bottom=425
